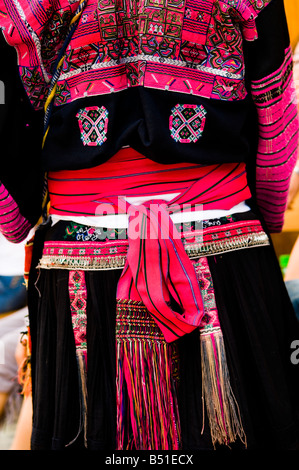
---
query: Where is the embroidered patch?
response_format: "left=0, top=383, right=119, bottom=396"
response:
left=170, top=104, right=207, bottom=143
left=68, top=270, right=87, bottom=357
left=76, top=106, right=108, bottom=146
left=192, top=257, right=220, bottom=329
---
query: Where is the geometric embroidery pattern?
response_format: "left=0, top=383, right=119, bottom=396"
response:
left=3, top=0, right=272, bottom=107
left=76, top=106, right=109, bottom=146
left=169, top=104, right=207, bottom=143
left=191, top=256, right=220, bottom=330
left=68, top=270, right=87, bottom=358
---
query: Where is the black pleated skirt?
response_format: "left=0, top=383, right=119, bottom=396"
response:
left=28, top=219, right=299, bottom=451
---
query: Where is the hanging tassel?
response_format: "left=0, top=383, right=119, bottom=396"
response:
left=76, top=351, right=88, bottom=447
left=200, top=326, right=247, bottom=448
left=65, top=350, right=88, bottom=448
left=116, top=299, right=181, bottom=450
left=67, top=270, right=88, bottom=448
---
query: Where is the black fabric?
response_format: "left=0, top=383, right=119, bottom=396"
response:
left=85, top=270, right=119, bottom=450
left=42, top=88, right=254, bottom=172
left=243, top=0, right=290, bottom=81
left=178, top=245, right=299, bottom=451
left=30, top=265, right=120, bottom=451
left=41, top=1, right=291, bottom=175
left=28, top=225, right=299, bottom=450
left=0, top=32, right=44, bottom=226
left=212, top=246, right=299, bottom=450
left=30, top=269, right=82, bottom=450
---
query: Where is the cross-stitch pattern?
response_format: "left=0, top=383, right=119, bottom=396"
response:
left=76, top=105, right=109, bottom=146
left=169, top=103, right=207, bottom=143
left=0, top=0, right=272, bottom=108
left=68, top=270, right=87, bottom=357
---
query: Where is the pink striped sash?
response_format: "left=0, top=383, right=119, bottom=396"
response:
left=48, top=148, right=251, bottom=217
left=48, top=148, right=252, bottom=342
left=117, top=200, right=204, bottom=342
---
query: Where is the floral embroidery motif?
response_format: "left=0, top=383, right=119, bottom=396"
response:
left=170, top=104, right=207, bottom=143
left=63, top=222, right=127, bottom=241
left=192, top=256, right=220, bottom=329
left=68, top=270, right=87, bottom=357
left=76, top=106, right=109, bottom=146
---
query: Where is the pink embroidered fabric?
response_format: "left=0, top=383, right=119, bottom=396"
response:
left=69, top=270, right=88, bottom=361
left=0, top=0, right=271, bottom=108
left=0, top=182, right=32, bottom=243
left=252, top=47, right=299, bottom=232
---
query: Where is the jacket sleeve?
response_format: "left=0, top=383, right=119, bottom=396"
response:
left=0, top=31, right=44, bottom=242
left=243, top=0, right=299, bottom=233
left=0, top=0, right=82, bottom=242
left=0, top=0, right=82, bottom=110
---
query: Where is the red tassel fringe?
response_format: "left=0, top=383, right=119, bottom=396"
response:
left=116, top=299, right=181, bottom=450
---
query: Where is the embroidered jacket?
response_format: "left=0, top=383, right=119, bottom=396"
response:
left=0, top=0, right=298, bottom=237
